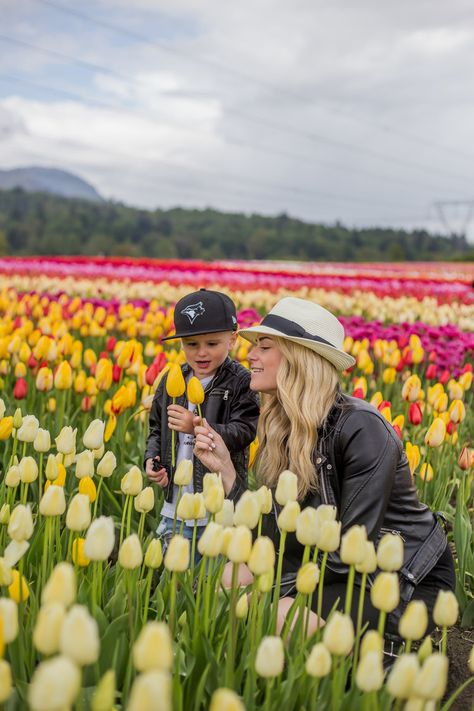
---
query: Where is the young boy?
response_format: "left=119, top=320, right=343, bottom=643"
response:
left=144, top=288, right=259, bottom=549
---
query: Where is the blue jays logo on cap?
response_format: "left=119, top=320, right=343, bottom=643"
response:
left=181, top=301, right=205, bottom=324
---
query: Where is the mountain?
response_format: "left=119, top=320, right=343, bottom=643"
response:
left=0, top=167, right=103, bottom=202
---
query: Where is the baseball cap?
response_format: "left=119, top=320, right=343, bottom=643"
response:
left=162, top=288, right=238, bottom=341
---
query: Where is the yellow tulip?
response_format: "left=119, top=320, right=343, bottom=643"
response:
left=296, top=562, right=320, bottom=595
left=448, top=399, right=465, bottom=424
left=419, top=463, right=434, bottom=482
left=323, top=612, right=354, bottom=656
left=54, top=361, right=73, bottom=390
left=0, top=659, right=11, bottom=703
left=424, top=418, right=446, bottom=447
left=405, top=442, right=421, bottom=475
left=305, top=642, right=332, bottom=678
left=370, top=572, right=399, bottom=612
left=60, top=604, right=100, bottom=666
left=72, top=538, right=90, bottom=567
left=255, top=636, right=284, bottom=677
left=275, top=469, right=298, bottom=506
left=133, top=622, right=173, bottom=672
left=78, top=476, right=97, bottom=503
left=35, top=366, right=53, bottom=392
left=118, top=534, right=143, bottom=569
left=247, top=536, right=275, bottom=576
left=166, top=363, right=186, bottom=398
left=8, top=569, right=29, bottom=603
left=355, top=651, right=384, bottom=692
left=187, top=376, right=205, bottom=406
left=104, top=413, right=117, bottom=442
left=0, top=417, right=13, bottom=440
left=210, top=688, right=245, bottom=711
left=164, top=535, right=190, bottom=572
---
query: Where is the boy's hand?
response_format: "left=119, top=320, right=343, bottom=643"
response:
left=167, top=404, right=194, bottom=434
left=145, top=457, right=169, bottom=487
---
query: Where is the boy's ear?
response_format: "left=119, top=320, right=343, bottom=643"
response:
left=228, top=331, right=238, bottom=349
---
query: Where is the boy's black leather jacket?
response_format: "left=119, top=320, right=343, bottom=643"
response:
left=263, top=391, right=448, bottom=612
left=144, top=357, right=259, bottom=503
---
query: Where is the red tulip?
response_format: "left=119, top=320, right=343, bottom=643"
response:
left=439, top=370, right=450, bottom=385
left=106, top=336, right=117, bottom=352
left=461, top=363, right=473, bottom=373
left=112, top=364, right=122, bottom=383
left=446, top=421, right=457, bottom=435
left=27, top=354, right=38, bottom=370
left=408, top=402, right=423, bottom=425
left=352, top=388, right=365, bottom=399
left=425, top=364, right=437, bottom=380
left=377, top=400, right=391, bottom=412
left=13, top=378, right=27, bottom=400
left=81, top=396, right=93, bottom=412
left=395, top=358, right=405, bottom=372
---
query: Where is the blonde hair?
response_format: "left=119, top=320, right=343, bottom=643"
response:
left=255, top=338, right=339, bottom=500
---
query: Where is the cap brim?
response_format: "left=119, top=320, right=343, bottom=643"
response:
left=238, top=325, right=356, bottom=371
left=162, top=326, right=237, bottom=342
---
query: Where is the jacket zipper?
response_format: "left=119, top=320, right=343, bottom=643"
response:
left=223, top=389, right=229, bottom=400
left=379, top=527, right=406, bottom=542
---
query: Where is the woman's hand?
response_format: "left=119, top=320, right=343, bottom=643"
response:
left=193, top=417, right=236, bottom=494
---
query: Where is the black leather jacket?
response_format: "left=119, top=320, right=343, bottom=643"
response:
left=144, top=357, right=260, bottom=503
left=263, top=391, right=449, bottom=614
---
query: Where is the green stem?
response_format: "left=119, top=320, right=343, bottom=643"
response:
left=142, top=568, right=153, bottom=625
left=271, top=529, right=287, bottom=634
left=316, top=551, right=328, bottom=641
left=352, top=571, right=367, bottom=685
left=377, top=610, right=387, bottom=638
left=344, top=564, right=355, bottom=616
left=440, top=677, right=474, bottom=711
left=93, top=476, right=104, bottom=518
left=169, top=571, right=177, bottom=634
left=190, top=522, right=198, bottom=580
left=172, top=485, right=183, bottom=535
left=225, top=563, right=238, bottom=686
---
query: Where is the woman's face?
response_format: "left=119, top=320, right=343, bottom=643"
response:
left=248, top=336, right=283, bottom=394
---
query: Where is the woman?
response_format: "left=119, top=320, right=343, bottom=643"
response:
left=193, top=296, right=455, bottom=642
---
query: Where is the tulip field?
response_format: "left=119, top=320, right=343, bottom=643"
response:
left=0, top=256, right=472, bottom=710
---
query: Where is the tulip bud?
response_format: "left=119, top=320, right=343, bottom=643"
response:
left=176, top=493, right=195, bottom=521
left=128, top=670, right=171, bottom=711
left=12, top=408, right=23, bottom=429
left=42, top=562, right=76, bottom=607
left=187, top=376, right=205, bottom=405
left=60, top=604, right=100, bottom=666
left=165, top=364, right=186, bottom=398
left=377, top=533, right=404, bottom=572
left=5, top=465, right=20, bottom=488
left=215, top=499, right=234, bottom=527
left=0, top=504, right=9, bottom=525
left=83, top=419, right=105, bottom=451
left=399, top=600, right=428, bottom=641
left=355, top=541, right=377, bottom=574
left=0, top=660, right=11, bottom=704
left=33, top=602, right=66, bottom=656
left=204, top=482, right=224, bottom=514
left=203, top=472, right=222, bottom=493
left=55, top=425, right=77, bottom=454
left=33, top=428, right=51, bottom=453
left=227, top=525, right=252, bottom=564
left=424, top=418, right=446, bottom=448
left=305, top=642, right=332, bottom=677
left=144, top=539, right=163, bottom=568
left=210, top=688, right=245, bottom=711
left=323, top=612, right=354, bottom=656
left=45, top=453, right=59, bottom=481
left=28, top=656, right=81, bottom=711
left=317, top=519, right=341, bottom=552
left=386, top=654, right=419, bottom=700
left=173, top=458, right=193, bottom=486
left=8, top=569, right=29, bottom=602
left=257, top=569, right=274, bottom=593
left=84, top=516, right=115, bottom=561
left=296, top=562, right=320, bottom=595
left=370, top=572, right=400, bottom=612
left=417, top=636, right=433, bottom=663
left=277, top=501, right=300, bottom=532
left=415, top=653, right=448, bottom=701
left=236, top=593, right=249, bottom=619
left=19, top=456, right=39, bottom=483
left=356, top=650, right=384, bottom=692
left=95, top=452, right=115, bottom=480
left=457, top=446, right=471, bottom=471
left=197, top=522, right=224, bottom=558
left=39, top=485, right=66, bottom=516
left=75, top=450, right=95, bottom=479
left=248, top=536, right=275, bottom=576
left=119, top=534, right=143, bottom=569
left=233, top=491, right=260, bottom=530
left=72, top=538, right=90, bottom=567
left=0, top=598, right=18, bottom=642
left=255, top=636, right=284, bottom=677
left=275, top=469, right=298, bottom=506
left=135, top=486, right=155, bottom=514
left=121, top=466, right=143, bottom=496
left=296, top=507, right=319, bottom=547
left=17, top=414, right=40, bottom=443
left=360, top=630, right=384, bottom=658
left=255, top=485, right=272, bottom=515
left=164, top=535, right=190, bottom=572
left=91, top=670, right=116, bottom=711
left=433, top=590, right=459, bottom=627
left=220, top=527, right=234, bottom=557
left=8, top=504, right=34, bottom=541
left=133, top=621, right=173, bottom=672
left=340, top=525, right=367, bottom=566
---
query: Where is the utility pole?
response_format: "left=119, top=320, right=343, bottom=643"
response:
left=432, top=200, right=474, bottom=239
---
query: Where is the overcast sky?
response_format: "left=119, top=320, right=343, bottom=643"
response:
left=2, top=0, right=474, bottom=240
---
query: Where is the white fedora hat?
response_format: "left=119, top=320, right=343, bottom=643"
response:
left=239, top=297, right=356, bottom=371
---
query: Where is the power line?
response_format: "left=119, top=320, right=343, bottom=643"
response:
left=0, top=37, right=470, bottom=200
left=31, top=0, right=474, bottom=183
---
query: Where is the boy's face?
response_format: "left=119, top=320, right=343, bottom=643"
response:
left=181, top=331, right=237, bottom=379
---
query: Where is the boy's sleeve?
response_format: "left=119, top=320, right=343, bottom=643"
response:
left=143, top=377, right=165, bottom=468
left=212, top=370, right=260, bottom=452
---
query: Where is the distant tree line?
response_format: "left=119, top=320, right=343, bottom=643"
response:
left=0, top=188, right=472, bottom=261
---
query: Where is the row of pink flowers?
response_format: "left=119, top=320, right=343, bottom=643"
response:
left=1, top=257, right=473, bottom=303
